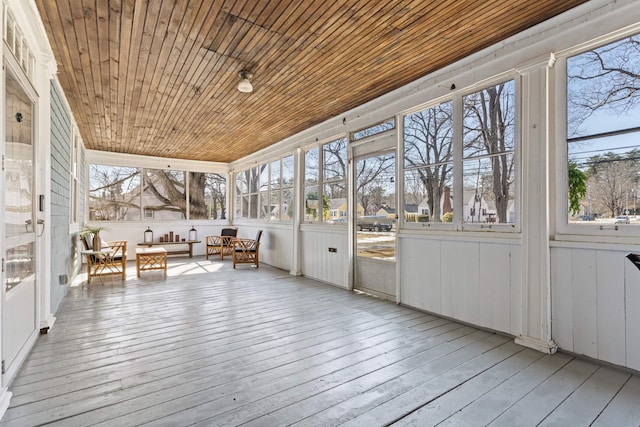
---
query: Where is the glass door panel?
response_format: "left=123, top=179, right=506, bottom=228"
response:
left=354, top=151, right=396, bottom=300
left=3, top=69, right=37, bottom=372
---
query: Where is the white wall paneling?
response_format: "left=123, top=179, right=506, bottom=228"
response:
left=399, top=234, right=520, bottom=337
left=97, top=221, right=294, bottom=272
left=300, top=226, right=349, bottom=289
left=399, top=236, right=441, bottom=313
left=99, top=222, right=228, bottom=258
left=596, top=251, right=626, bottom=366
left=480, top=243, right=512, bottom=332
left=550, top=248, right=574, bottom=352
left=440, top=241, right=479, bottom=322
left=247, top=224, right=293, bottom=273
left=551, top=244, right=640, bottom=370
left=571, top=249, right=598, bottom=358
left=625, top=259, right=640, bottom=371
left=509, top=244, right=523, bottom=338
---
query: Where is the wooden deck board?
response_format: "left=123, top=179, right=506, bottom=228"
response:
left=591, top=375, right=640, bottom=427
left=106, top=329, right=484, bottom=426
left=340, top=341, right=527, bottom=427
left=2, top=258, right=639, bottom=426
left=285, top=334, right=510, bottom=427
left=391, top=348, right=546, bottom=426
left=198, top=327, right=482, bottom=427
left=538, top=366, right=631, bottom=426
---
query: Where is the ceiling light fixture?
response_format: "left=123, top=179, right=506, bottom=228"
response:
left=237, top=70, right=253, bottom=93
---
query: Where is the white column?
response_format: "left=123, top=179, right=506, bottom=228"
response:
left=290, top=148, right=302, bottom=276
left=38, top=53, right=57, bottom=332
left=0, top=2, right=8, bottom=419
left=514, top=54, right=557, bottom=353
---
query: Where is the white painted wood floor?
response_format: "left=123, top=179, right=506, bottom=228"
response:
left=3, top=258, right=640, bottom=426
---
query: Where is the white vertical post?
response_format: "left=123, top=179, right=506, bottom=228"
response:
left=0, top=1, right=10, bottom=418
left=38, top=52, right=57, bottom=333
left=514, top=54, right=558, bottom=353
left=290, top=147, right=302, bottom=276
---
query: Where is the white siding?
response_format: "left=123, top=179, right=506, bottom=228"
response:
left=551, top=245, right=640, bottom=370
left=626, top=259, right=640, bottom=370
left=400, top=238, right=441, bottom=313
left=596, top=252, right=626, bottom=366
left=300, top=227, right=348, bottom=289
left=253, top=225, right=293, bottom=272
left=551, top=249, right=573, bottom=351
left=399, top=235, right=520, bottom=336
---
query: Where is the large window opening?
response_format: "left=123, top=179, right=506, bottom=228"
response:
left=235, top=154, right=294, bottom=222
left=401, top=79, right=518, bottom=230
left=462, top=81, right=516, bottom=225
left=566, top=33, right=640, bottom=227
left=303, top=138, right=347, bottom=223
left=88, top=164, right=226, bottom=221
left=403, top=101, right=454, bottom=224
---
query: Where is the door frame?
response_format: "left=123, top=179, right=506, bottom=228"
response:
left=1, top=53, right=42, bottom=385
left=348, top=130, right=398, bottom=296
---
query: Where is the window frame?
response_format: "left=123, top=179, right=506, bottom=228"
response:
left=87, top=163, right=142, bottom=221
left=234, top=153, right=295, bottom=223
left=260, top=162, right=270, bottom=220
left=555, top=28, right=640, bottom=239
left=323, top=137, right=348, bottom=223
left=69, top=126, right=81, bottom=226
left=460, top=78, right=519, bottom=231
left=87, top=162, right=228, bottom=223
left=400, top=75, right=521, bottom=233
left=350, top=118, right=396, bottom=142
left=188, top=171, right=228, bottom=220
left=402, top=99, right=455, bottom=230
left=142, top=168, right=187, bottom=221
left=279, top=155, right=294, bottom=222
left=303, top=146, right=320, bottom=222
left=302, top=136, right=348, bottom=225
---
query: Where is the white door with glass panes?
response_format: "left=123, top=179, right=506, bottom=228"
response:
left=3, top=68, right=38, bottom=379
left=352, top=127, right=397, bottom=300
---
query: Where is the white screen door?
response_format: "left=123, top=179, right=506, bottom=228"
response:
left=3, top=68, right=37, bottom=376
left=353, top=150, right=397, bottom=300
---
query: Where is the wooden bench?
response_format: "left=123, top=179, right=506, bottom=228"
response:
left=136, top=240, right=201, bottom=258
left=136, top=247, right=167, bottom=277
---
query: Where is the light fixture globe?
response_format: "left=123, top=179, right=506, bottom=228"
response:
left=237, top=70, right=253, bottom=93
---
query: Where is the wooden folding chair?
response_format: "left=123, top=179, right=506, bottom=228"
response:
left=206, top=227, right=238, bottom=260
left=232, top=230, right=262, bottom=268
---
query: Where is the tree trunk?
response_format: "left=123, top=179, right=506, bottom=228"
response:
left=189, top=172, right=207, bottom=219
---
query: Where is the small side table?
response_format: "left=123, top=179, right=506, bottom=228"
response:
left=136, top=247, right=167, bottom=278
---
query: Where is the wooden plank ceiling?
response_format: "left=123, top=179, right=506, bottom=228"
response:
left=35, top=0, right=586, bottom=163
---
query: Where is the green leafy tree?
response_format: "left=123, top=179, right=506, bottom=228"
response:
left=568, top=162, right=587, bottom=216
